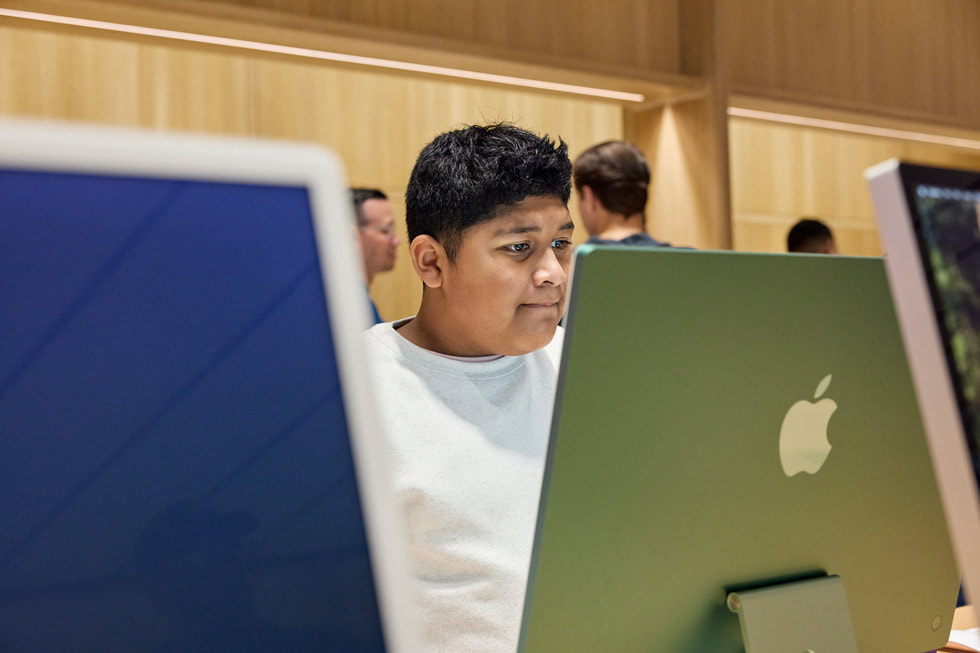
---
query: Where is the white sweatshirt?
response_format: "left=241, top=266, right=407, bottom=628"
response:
left=363, top=321, right=563, bottom=653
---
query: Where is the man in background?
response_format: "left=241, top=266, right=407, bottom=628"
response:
left=787, top=217, right=838, bottom=254
left=351, top=188, right=401, bottom=323
left=572, top=140, right=670, bottom=247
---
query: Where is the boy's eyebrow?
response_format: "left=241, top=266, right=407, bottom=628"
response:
left=493, top=221, right=575, bottom=237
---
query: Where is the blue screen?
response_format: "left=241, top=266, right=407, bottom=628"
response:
left=0, top=169, right=385, bottom=651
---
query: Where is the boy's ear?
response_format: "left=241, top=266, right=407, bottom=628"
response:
left=408, top=235, right=447, bottom=288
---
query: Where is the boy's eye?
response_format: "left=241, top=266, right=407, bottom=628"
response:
left=551, top=239, right=571, bottom=250
left=504, top=243, right=531, bottom=253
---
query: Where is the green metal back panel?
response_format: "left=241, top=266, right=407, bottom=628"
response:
left=520, top=246, right=959, bottom=653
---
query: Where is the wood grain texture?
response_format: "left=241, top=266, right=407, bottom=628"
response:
left=10, top=0, right=978, bottom=129
left=730, top=117, right=980, bottom=256
left=624, top=0, right=732, bottom=251
left=6, top=0, right=980, bottom=309
left=724, top=0, right=980, bottom=130
left=81, top=0, right=685, bottom=73
left=0, top=0, right=698, bottom=107
left=0, top=23, right=621, bottom=321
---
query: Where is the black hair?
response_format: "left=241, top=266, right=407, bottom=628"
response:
left=350, top=188, right=387, bottom=226
left=405, top=123, right=572, bottom=261
left=572, top=140, right=649, bottom=217
left=787, top=218, right=835, bottom=253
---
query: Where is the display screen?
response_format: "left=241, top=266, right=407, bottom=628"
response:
left=912, top=180, right=980, bottom=483
left=0, top=169, right=385, bottom=651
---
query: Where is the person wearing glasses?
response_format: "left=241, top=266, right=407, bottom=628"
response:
left=351, top=188, right=401, bottom=323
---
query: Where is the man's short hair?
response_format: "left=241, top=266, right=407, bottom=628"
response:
left=350, top=188, right=388, bottom=227
left=787, top=218, right=834, bottom=253
left=572, top=140, right=649, bottom=217
left=405, top=123, right=572, bottom=261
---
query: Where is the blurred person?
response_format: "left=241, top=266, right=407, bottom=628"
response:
left=572, top=140, right=670, bottom=247
left=787, top=217, right=838, bottom=254
left=351, top=188, right=401, bottom=323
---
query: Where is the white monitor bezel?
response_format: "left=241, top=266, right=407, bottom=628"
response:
left=0, top=118, right=420, bottom=652
left=867, top=158, right=980, bottom=611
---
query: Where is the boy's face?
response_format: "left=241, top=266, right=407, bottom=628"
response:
left=440, top=195, right=574, bottom=356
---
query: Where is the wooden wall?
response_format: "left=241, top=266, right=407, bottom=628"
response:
left=21, top=0, right=688, bottom=77
left=0, top=0, right=700, bottom=108
left=730, top=118, right=980, bottom=256
left=623, top=0, right=732, bottom=251
left=29, top=0, right=980, bottom=129
left=724, top=0, right=980, bottom=131
left=4, top=0, right=980, bottom=309
left=213, top=0, right=687, bottom=75
left=27, top=0, right=978, bottom=130
left=0, top=22, right=622, bottom=321
left=723, top=0, right=980, bottom=257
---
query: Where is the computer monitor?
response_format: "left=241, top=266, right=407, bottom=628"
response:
left=867, top=159, right=980, bottom=618
left=519, top=246, right=959, bottom=652
left=0, top=120, right=418, bottom=652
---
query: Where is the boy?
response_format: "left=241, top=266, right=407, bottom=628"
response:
left=363, top=123, right=573, bottom=652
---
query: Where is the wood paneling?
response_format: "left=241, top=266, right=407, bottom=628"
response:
left=0, top=22, right=622, bottom=322
left=627, top=102, right=730, bottom=250
left=13, top=0, right=980, bottom=131
left=70, top=0, right=685, bottom=74
left=7, top=0, right=980, bottom=292
left=1, top=0, right=699, bottom=108
left=729, top=117, right=980, bottom=256
left=9, top=0, right=980, bottom=131
left=724, top=0, right=980, bottom=130
left=625, top=0, right=732, bottom=251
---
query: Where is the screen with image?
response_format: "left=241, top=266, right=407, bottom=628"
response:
left=911, top=183, right=980, bottom=483
left=0, top=168, right=385, bottom=651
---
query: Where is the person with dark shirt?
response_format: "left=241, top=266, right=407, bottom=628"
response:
left=572, top=140, right=670, bottom=247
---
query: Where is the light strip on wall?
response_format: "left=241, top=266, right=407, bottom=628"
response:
left=728, top=106, right=980, bottom=151
left=0, top=8, right=646, bottom=103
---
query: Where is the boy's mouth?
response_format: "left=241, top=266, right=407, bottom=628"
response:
left=520, top=300, right=561, bottom=309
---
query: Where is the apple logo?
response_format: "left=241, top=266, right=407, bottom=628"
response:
left=779, top=374, right=838, bottom=477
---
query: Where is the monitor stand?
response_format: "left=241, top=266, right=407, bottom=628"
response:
left=726, top=575, right=859, bottom=653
